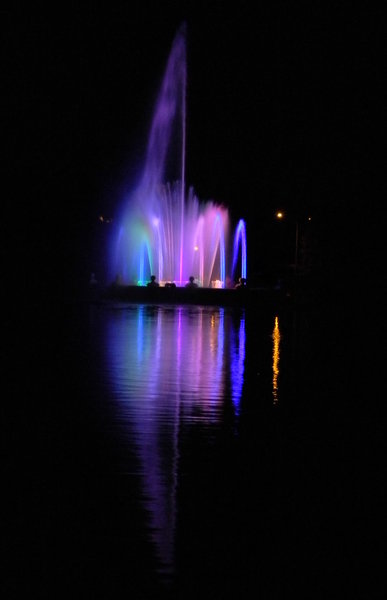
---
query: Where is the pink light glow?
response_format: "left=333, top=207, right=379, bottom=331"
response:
left=111, top=24, right=246, bottom=287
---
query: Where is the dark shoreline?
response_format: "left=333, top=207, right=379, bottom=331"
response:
left=94, top=284, right=289, bottom=309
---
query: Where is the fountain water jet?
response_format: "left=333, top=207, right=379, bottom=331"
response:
left=110, top=23, right=247, bottom=288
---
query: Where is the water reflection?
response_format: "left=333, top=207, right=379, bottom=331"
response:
left=102, top=305, right=248, bottom=576
left=272, top=315, right=281, bottom=404
left=230, top=312, right=245, bottom=415
left=100, top=304, right=273, bottom=581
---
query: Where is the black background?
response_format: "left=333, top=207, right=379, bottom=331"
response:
left=2, top=4, right=385, bottom=598
left=3, top=2, right=382, bottom=298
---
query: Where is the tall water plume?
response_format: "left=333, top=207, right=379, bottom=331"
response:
left=111, top=23, right=246, bottom=287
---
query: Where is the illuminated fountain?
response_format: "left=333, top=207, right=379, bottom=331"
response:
left=111, top=23, right=247, bottom=288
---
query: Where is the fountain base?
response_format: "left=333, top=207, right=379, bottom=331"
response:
left=97, top=283, right=286, bottom=309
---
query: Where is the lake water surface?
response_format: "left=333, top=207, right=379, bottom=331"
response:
left=7, top=298, right=384, bottom=599
left=60, top=302, right=290, bottom=597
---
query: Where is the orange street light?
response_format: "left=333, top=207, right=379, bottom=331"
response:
left=275, top=210, right=299, bottom=280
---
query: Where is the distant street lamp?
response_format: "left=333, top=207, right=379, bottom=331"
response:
left=294, top=219, right=299, bottom=278
left=275, top=211, right=301, bottom=273
left=275, top=211, right=313, bottom=296
left=275, top=211, right=301, bottom=296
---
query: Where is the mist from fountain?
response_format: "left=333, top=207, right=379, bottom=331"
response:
left=111, top=23, right=246, bottom=288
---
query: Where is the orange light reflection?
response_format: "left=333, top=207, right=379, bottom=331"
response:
left=272, top=316, right=281, bottom=404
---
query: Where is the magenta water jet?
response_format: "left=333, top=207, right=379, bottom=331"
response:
left=111, top=23, right=247, bottom=288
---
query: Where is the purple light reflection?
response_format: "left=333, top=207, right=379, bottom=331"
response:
left=104, top=305, right=246, bottom=577
left=230, top=313, right=246, bottom=415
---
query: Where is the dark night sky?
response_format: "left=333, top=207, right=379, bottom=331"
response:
left=3, top=2, right=382, bottom=292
